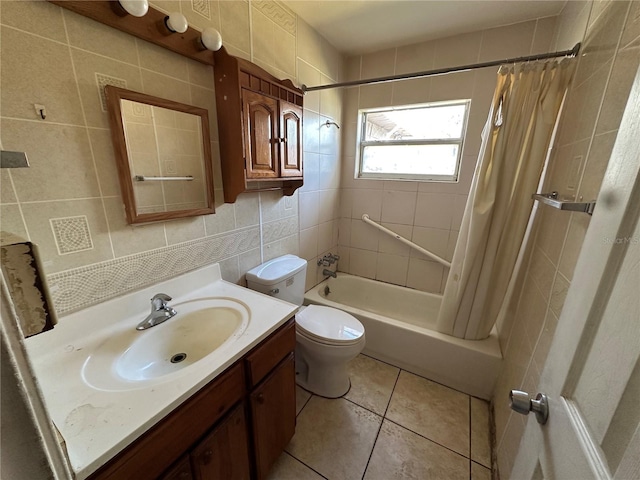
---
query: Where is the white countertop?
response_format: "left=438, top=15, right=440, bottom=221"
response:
left=25, top=263, right=297, bottom=479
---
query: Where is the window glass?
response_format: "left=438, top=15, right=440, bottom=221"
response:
left=357, top=100, right=470, bottom=182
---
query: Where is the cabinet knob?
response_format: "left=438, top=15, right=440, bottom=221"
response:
left=201, top=449, right=213, bottom=465
left=257, top=393, right=265, bottom=404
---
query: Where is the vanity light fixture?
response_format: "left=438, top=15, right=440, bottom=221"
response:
left=164, top=12, right=188, bottom=34
left=201, top=27, right=223, bottom=51
left=118, top=0, right=149, bottom=17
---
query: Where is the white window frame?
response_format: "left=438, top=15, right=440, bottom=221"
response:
left=355, top=100, right=471, bottom=182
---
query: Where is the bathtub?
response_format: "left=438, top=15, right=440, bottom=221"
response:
left=304, top=273, right=502, bottom=399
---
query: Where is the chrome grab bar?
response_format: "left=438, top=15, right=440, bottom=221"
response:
left=361, top=214, right=451, bottom=268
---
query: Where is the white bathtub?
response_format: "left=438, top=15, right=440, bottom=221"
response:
left=304, top=273, right=502, bottom=399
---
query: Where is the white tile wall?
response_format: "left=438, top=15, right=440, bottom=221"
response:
left=0, top=1, right=345, bottom=311
left=339, top=17, right=558, bottom=295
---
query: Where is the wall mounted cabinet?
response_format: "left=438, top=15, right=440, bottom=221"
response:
left=214, top=47, right=303, bottom=203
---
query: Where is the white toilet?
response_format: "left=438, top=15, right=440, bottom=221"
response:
left=246, top=254, right=365, bottom=398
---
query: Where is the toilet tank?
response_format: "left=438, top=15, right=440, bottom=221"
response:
left=245, top=255, right=307, bottom=305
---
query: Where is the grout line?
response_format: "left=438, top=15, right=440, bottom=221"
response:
left=384, top=417, right=471, bottom=461
left=469, top=396, right=473, bottom=480
left=62, top=10, right=116, bottom=261
left=382, top=367, right=401, bottom=418
left=360, top=407, right=384, bottom=480
left=282, top=451, right=329, bottom=479
left=296, top=391, right=313, bottom=418
left=0, top=115, right=86, bottom=129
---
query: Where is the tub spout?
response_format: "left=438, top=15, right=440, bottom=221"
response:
left=322, top=269, right=337, bottom=278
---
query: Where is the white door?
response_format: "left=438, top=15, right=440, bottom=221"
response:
left=510, top=67, right=640, bottom=479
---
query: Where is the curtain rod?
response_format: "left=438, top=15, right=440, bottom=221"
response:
left=302, top=42, right=581, bottom=93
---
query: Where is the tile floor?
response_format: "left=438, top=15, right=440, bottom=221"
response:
left=267, top=354, right=493, bottom=480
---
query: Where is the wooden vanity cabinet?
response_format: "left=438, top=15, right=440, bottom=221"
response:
left=250, top=354, right=296, bottom=480
left=245, top=321, right=297, bottom=479
left=159, top=455, right=193, bottom=480
left=214, top=46, right=304, bottom=203
left=88, top=319, right=296, bottom=480
left=190, top=403, right=251, bottom=480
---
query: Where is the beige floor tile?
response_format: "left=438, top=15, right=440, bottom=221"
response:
left=386, top=371, right=470, bottom=456
left=471, top=397, right=492, bottom=468
left=364, top=420, right=469, bottom=480
left=286, top=396, right=382, bottom=480
left=471, top=461, right=492, bottom=480
left=296, top=385, right=312, bottom=416
left=344, top=354, right=399, bottom=415
left=266, top=452, right=325, bottom=480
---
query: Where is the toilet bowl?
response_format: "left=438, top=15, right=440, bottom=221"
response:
left=245, top=255, right=366, bottom=398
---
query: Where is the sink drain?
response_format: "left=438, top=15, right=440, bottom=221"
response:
left=170, top=353, right=187, bottom=363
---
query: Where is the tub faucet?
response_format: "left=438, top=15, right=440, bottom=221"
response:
left=322, top=269, right=337, bottom=278
left=136, top=293, right=177, bottom=330
left=317, top=253, right=340, bottom=266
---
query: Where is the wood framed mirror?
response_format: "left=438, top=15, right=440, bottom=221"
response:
left=105, top=86, right=215, bottom=224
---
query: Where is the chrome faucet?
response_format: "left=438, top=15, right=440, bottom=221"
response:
left=136, top=293, right=177, bottom=330
left=317, top=253, right=341, bottom=266
left=322, top=268, right=337, bottom=278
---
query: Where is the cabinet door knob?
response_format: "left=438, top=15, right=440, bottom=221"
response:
left=202, top=449, right=213, bottom=465
left=257, top=393, right=265, bottom=404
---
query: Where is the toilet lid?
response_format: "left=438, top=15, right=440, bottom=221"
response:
left=296, top=305, right=365, bottom=346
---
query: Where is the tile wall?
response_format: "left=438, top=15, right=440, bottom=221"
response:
left=492, top=1, right=640, bottom=477
left=336, top=16, right=559, bottom=294
left=0, top=0, right=343, bottom=314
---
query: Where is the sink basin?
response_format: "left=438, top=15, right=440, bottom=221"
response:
left=82, top=297, right=250, bottom=391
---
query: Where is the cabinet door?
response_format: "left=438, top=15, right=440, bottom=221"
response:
left=159, top=455, right=193, bottom=480
left=279, top=101, right=303, bottom=178
left=242, top=89, right=279, bottom=179
left=250, top=353, right=296, bottom=480
left=191, top=403, right=251, bottom=480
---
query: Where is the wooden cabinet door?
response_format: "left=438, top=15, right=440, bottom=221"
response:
left=250, top=353, right=296, bottom=480
left=242, top=89, right=279, bottom=179
left=159, top=455, right=193, bottom=480
left=190, top=403, right=251, bottom=480
left=279, top=101, right=303, bottom=178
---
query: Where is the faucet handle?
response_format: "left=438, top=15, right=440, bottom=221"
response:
left=151, top=293, right=172, bottom=310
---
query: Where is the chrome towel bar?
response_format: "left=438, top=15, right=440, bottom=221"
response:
left=532, top=192, right=595, bottom=215
left=134, top=175, right=194, bottom=181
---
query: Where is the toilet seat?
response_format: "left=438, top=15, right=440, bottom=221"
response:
left=296, top=305, right=365, bottom=346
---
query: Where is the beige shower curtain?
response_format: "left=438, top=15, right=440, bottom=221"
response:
left=436, top=59, right=575, bottom=340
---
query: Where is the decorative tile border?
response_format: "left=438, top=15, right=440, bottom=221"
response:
left=95, top=73, right=127, bottom=111
left=263, top=216, right=298, bottom=243
left=191, top=0, right=211, bottom=20
left=253, top=0, right=296, bottom=36
left=47, top=227, right=260, bottom=315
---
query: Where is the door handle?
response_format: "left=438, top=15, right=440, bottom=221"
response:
left=509, top=390, right=549, bottom=425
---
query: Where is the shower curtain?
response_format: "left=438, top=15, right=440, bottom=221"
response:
left=436, top=59, right=575, bottom=340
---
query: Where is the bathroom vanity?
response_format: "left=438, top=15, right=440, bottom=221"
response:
left=25, top=264, right=298, bottom=480
left=92, top=320, right=295, bottom=480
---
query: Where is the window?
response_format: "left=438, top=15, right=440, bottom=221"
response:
left=356, top=100, right=470, bottom=182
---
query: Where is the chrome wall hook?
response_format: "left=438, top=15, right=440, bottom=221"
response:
left=34, top=104, right=46, bottom=120
left=323, top=120, right=340, bottom=129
